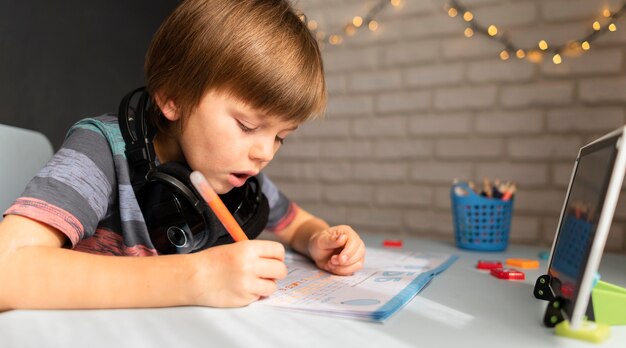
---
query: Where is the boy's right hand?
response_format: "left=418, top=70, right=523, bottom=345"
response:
left=191, top=240, right=287, bottom=307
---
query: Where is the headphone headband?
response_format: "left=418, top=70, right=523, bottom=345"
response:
left=118, top=87, right=157, bottom=188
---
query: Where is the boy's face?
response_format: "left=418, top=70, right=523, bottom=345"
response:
left=174, top=90, right=299, bottom=194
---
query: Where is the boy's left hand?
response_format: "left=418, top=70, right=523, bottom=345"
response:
left=307, top=225, right=365, bottom=275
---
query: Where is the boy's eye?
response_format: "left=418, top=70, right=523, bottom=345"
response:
left=275, top=136, right=285, bottom=145
left=237, top=121, right=256, bottom=133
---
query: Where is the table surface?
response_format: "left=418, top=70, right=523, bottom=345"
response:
left=1, top=234, right=624, bottom=348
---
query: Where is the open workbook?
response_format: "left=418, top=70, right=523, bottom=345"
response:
left=253, top=247, right=457, bottom=322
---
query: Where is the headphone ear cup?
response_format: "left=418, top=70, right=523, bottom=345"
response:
left=212, top=177, right=269, bottom=246
left=241, top=194, right=269, bottom=239
left=138, top=162, right=222, bottom=253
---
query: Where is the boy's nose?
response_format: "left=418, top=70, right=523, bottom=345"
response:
left=250, top=137, right=275, bottom=163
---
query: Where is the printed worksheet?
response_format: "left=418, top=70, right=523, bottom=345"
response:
left=253, top=247, right=457, bottom=321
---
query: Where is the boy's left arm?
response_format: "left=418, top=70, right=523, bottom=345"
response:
left=272, top=205, right=365, bottom=275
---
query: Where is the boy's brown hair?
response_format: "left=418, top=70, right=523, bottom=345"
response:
left=144, top=0, right=326, bottom=133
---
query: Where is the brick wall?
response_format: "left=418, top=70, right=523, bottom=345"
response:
left=265, top=0, right=626, bottom=252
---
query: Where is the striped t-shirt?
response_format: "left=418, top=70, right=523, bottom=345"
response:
left=4, top=115, right=296, bottom=256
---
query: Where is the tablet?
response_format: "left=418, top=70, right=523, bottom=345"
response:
left=546, top=125, right=626, bottom=330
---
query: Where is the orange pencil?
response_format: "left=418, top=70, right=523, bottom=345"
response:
left=190, top=171, right=249, bottom=242
left=502, top=182, right=517, bottom=201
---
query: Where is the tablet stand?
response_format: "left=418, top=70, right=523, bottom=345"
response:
left=534, top=274, right=626, bottom=327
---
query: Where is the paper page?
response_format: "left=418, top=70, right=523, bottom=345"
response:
left=253, top=247, right=457, bottom=321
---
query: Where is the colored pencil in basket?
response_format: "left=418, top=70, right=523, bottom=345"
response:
left=502, top=183, right=517, bottom=201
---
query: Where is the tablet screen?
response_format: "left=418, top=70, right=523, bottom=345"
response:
left=547, top=136, right=618, bottom=320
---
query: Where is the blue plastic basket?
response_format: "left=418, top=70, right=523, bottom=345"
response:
left=450, top=182, right=514, bottom=251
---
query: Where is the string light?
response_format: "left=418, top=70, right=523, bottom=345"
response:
left=526, top=50, right=542, bottom=63
left=446, top=0, right=626, bottom=64
left=581, top=41, right=591, bottom=50
left=329, top=34, right=343, bottom=45
left=302, top=0, right=402, bottom=49
left=593, top=21, right=602, bottom=31
left=345, top=25, right=356, bottom=36
left=368, top=20, right=379, bottom=31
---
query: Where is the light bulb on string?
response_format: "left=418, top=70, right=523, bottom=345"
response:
left=307, top=20, right=318, bottom=31
left=463, top=11, right=473, bottom=22
left=353, top=16, right=363, bottom=28
left=368, top=20, right=379, bottom=31
left=552, top=53, right=562, bottom=64
left=609, top=23, right=617, bottom=32
left=447, top=7, right=458, bottom=17
left=603, top=9, right=611, bottom=17
left=499, top=50, right=510, bottom=60
left=516, top=49, right=525, bottom=59
left=581, top=41, right=591, bottom=50
left=329, top=34, right=343, bottom=45
left=464, top=27, right=474, bottom=38
left=345, top=25, right=356, bottom=36
left=593, top=21, right=601, bottom=31
left=538, top=40, right=548, bottom=50
left=487, top=25, right=498, bottom=36
left=390, top=0, right=402, bottom=7
left=526, top=50, right=543, bottom=63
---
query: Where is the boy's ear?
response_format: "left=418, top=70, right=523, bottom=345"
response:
left=154, top=92, right=180, bottom=121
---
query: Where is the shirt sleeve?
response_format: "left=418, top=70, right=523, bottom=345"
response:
left=257, top=172, right=297, bottom=232
left=3, top=127, right=116, bottom=246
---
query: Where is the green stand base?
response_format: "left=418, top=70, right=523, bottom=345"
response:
left=592, top=280, right=626, bottom=326
left=555, top=320, right=611, bottom=344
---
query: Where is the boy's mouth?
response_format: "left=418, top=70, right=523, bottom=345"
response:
left=228, top=172, right=254, bottom=187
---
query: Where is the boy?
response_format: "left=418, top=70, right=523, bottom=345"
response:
left=0, top=0, right=365, bottom=311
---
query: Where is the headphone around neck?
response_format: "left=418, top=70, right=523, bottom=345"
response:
left=118, top=87, right=269, bottom=254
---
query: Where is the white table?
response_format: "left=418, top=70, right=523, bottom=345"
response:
left=1, top=234, right=624, bottom=348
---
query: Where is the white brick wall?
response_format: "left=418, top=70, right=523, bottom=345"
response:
left=268, top=0, right=626, bottom=252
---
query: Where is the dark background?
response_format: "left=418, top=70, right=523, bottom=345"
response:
left=0, top=0, right=178, bottom=149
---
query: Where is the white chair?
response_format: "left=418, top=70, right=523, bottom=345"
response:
left=0, top=124, right=54, bottom=216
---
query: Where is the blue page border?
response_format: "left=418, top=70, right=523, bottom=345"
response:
left=371, top=255, right=459, bottom=321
